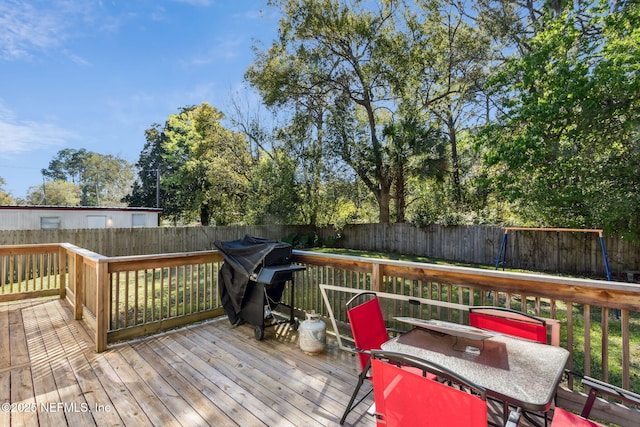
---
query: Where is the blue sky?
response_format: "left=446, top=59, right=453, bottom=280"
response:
left=0, top=0, right=278, bottom=199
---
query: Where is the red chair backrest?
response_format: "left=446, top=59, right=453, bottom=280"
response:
left=371, top=358, right=488, bottom=427
left=550, top=408, right=603, bottom=427
left=347, top=296, right=390, bottom=370
left=469, top=309, right=547, bottom=344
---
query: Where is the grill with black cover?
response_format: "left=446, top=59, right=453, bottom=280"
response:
left=214, top=235, right=305, bottom=340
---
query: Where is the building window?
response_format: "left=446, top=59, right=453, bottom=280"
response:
left=132, top=214, right=146, bottom=228
left=87, top=215, right=107, bottom=229
left=40, top=217, right=60, bottom=230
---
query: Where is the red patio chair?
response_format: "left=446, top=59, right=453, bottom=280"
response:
left=469, top=306, right=550, bottom=343
left=469, top=306, right=560, bottom=425
left=370, top=350, right=521, bottom=427
left=551, top=376, right=640, bottom=427
left=339, top=292, right=393, bottom=424
left=340, top=292, right=436, bottom=424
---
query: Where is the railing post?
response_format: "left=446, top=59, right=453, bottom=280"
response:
left=371, top=263, right=383, bottom=292
left=95, top=259, right=109, bottom=352
left=73, top=252, right=83, bottom=320
left=58, top=247, right=67, bottom=299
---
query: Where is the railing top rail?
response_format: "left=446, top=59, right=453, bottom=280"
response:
left=106, top=250, right=223, bottom=272
left=0, top=243, right=64, bottom=254
left=294, top=249, right=633, bottom=289
left=106, top=249, right=221, bottom=262
left=294, top=250, right=640, bottom=311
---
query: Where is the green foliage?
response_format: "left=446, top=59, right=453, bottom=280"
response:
left=145, top=103, right=252, bottom=225
left=0, top=177, right=14, bottom=205
left=281, top=232, right=297, bottom=245
left=383, top=117, right=448, bottom=222
left=280, top=231, right=325, bottom=248
left=42, top=148, right=133, bottom=206
left=112, top=0, right=640, bottom=240
left=247, top=0, right=417, bottom=222
left=272, top=110, right=329, bottom=226
left=192, top=104, right=252, bottom=225
left=479, top=1, right=640, bottom=238
left=248, top=0, right=496, bottom=225
left=26, top=180, right=81, bottom=206
left=245, top=153, right=301, bottom=224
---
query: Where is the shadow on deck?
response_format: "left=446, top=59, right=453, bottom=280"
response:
left=1, top=298, right=538, bottom=426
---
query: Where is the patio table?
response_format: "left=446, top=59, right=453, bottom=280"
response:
left=381, top=322, right=570, bottom=413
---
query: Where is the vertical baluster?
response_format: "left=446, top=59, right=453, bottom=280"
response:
left=584, top=304, right=592, bottom=377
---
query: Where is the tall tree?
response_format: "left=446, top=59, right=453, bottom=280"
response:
left=158, top=106, right=208, bottom=224
left=191, top=103, right=252, bottom=225
left=83, top=153, right=134, bottom=206
left=245, top=152, right=301, bottom=224
left=42, top=148, right=134, bottom=206
left=413, top=1, right=491, bottom=205
left=42, top=148, right=90, bottom=185
left=382, top=116, right=447, bottom=222
left=248, top=0, right=409, bottom=222
left=248, top=0, right=485, bottom=223
left=277, top=108, right=330, bottom=225
left=132, top=103, right=252, bottom=225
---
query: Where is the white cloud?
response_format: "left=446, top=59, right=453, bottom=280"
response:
left=62, top=49, right=91, bottom=66
left=0, top=102, right=75, bottom=156
left=0, top=1, right=65, bottom=60
left=0, top=0, right=97, bottom=61
left=183, top=36, right=243, bottom=68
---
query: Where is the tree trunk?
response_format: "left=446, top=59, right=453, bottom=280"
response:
left=446, top=113, right=461, bottom=205
left=374, top=178, right=392, bottom=223
left=394, top=166, right=406, bottom=223
left=200, top=203, right=210, bottom=226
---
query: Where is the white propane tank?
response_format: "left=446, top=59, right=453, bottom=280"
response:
left=298, top=310, right=326, bottom=355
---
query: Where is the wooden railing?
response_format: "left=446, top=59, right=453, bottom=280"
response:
left=0, top=244, right=226, bottom=352
left=292, top=251, right=640, bottom=426
left=105, top=251, right=225, bottom=343
left=0, top=244, right=66, bottom=301
left=61, top=246, right=227, bottom=351
left=2, top=243, right=639, bottom=425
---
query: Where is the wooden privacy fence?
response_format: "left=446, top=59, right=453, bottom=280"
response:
left=1, top=223, right=640, bottom=278
left=1, top=242, right=640, bottom=425
left=317, top=223, right=640, bottom=278
left=0, top=225, right=316, bottom=257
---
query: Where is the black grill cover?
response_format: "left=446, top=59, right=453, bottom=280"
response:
left=214, top=235, right=292, bottom=324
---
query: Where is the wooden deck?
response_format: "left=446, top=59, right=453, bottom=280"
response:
left=1, top=298, right=531, bottom=426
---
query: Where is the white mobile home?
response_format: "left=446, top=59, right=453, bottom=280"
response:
left=0, top=206, right=162, bottom=230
